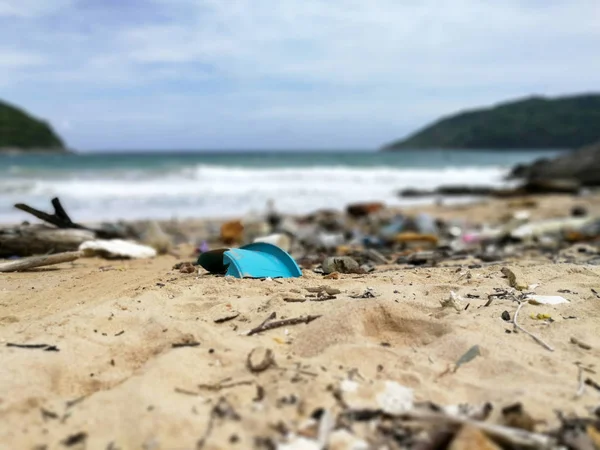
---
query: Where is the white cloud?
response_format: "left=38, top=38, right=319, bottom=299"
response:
left=1, top=0, right=600, bottom=149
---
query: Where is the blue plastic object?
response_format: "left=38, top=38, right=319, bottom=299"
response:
left=223, top=242, right=302, bottom=279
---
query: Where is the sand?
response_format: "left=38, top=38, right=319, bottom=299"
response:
left=1, top=195, right=600, bottom=449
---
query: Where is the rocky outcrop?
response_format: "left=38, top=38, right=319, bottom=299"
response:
left=510, top=141, right=600, bottom=187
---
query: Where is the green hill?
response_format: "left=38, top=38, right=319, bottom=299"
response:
left=0, top=100, right=65, bottom=151
left=383, top=94, right=600, bottom=150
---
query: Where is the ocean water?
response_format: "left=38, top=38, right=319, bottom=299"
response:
left=0, top=150, right=564, bottom=223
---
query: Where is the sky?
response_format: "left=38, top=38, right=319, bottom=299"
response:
left=1, top=0, right=599, bottom=151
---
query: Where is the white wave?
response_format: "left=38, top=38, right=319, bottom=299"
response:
left=0, top=164, right=511, bottom=222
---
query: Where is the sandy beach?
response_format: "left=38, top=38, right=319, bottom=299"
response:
left=1, top=194, right=599, bottom=449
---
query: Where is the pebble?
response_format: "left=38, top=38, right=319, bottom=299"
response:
left=246, top=347, right=275, bottom=373
left=322, top=257, right=361, bottom=274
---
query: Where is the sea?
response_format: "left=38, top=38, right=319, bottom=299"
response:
left=0, top=150, right=565, bottom=224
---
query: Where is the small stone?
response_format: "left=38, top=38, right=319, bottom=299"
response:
left=501, top=403, right=536, bottom=432
left=322, top=257, right=362, bottom=275
left=501, top=311, right=511, bottom=321
left=323, top=272, right=340, bottom=280
left=501, top=267, right=528, bottom=291
left=246, top=347, right=275, bottom=373
left=448, top=425, right=501, bottom=450
left=179, top=262, right=196, bottom=274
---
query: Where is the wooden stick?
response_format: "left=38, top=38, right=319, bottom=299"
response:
left=401, top=409, right=553, bottom=448
left=247, top=314, right=321, bottom=336
left=0, top=251, right=82, bottom=273
left=512, top=302, right=554, bottom=352
left=575, top=365, right=585, bottom=398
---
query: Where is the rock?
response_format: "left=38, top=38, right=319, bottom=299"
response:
left=501, top=311, right=511, bottom=321
left=500, top=403, right=536, bottom=432
left=448, top=425, right=501, bottom=450
left=511, top=141, right=600, bottom=187
left=522, top=178, right=581, bottom=194
left=572, top=205, right=588, bottom=217
left=322, top=256, right=362, bottom=274
left=501, top=267, right=528, bottom=291
left=324, top=272, right=340, bottom=280
left=346, top=202, right=384, bottom=218
left=178, top=262, right=196, bottom=274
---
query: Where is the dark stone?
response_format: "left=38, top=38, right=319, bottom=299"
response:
left=511, top=141, right=600, bottom=187
left=501, top=311, right=511, bottom=321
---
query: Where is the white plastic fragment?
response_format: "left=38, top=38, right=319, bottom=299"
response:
left=526, top=295, right=569, bottom=305
left=277, top=437, right=320, bottom=450
left=79, top=239, right=157, bottom=259
left=376, top=381, right=414, bottom=415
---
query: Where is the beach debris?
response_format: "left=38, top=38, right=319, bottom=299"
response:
left=500, top=403, right=536, bottom=432
left=327, top=429, right=369, bottom=450
left=79, top=239, right=157, bottom=259
left=571, top=337, right=592, bottom=350
left=61, top=432, right=87, bottom=447
left=441, top=291, right=464, bottom=311
left=322, top=256, right=362, bottom=275
left=346, top=202, right=384, bottom=218
left=365, top=249, right=388, bottom=265
left=198, top=243, right=302, bottom=279
left=512, top=301, right=554, bottom=351
left=254, top=233, right=292, bottom=252
left=448, top=425, right=501, bottom=450
left=141, top=221, right=173, bottom=254
left=177, top=261, right=196, bottom=274
left=349, top=287, right=377, bottom=299
left=501, top=311, right=511, bottom=321
left=220, top=220, right=244, bottom=245
left=209, top=304, right=240, bottom=323
left=323, top=272, right=340, bottom=280
left=454, top=345, right=481, bottom=372
left=0, top=251, right=81, bottom=273
left=6, top=343, right=59, bottom=351
left=306, top=286, right=341, bottom=296
left=530, top=313, right=552, bottom=321
left=526, top=295, right=569, bottom=305
left=340, top=379, right=414, bottom=415
left=501, top=267, right=528, bottom=291
left=246, top=347, right=275, bottom=373
left=444, top=403, right=493, bottom=421
left=247, top=313, right=321, bottom=336
left=283, top=297, right=307, bottom=303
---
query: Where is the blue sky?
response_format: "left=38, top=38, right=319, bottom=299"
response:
left=1, top=0, right=599, bottom=151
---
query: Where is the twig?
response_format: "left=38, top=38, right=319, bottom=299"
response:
left=174, top=387, right=200, bottom=396
left=247, top=315, right=321, bottom=336
left=401, top=409, right=553, bottom=448
left=0, top=251, right=82, bottom=273
left=575, top=365, right=585, bottom=398
left=198, top=379, right=254, bottom=391
left=6, top=343, right=59, bottom=351
left=512, top=301, right=554, bottom=352
left=172, top=341, right=201, bottom=348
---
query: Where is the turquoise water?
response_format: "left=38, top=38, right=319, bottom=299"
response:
left=0, top=149, right=564, bottom=222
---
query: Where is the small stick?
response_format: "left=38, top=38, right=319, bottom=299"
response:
left=575, top=365, right=585, bottom=398
left=0, top=251, right=82, bottom=273
left=283, top=297, right=306, bottom=303
left=247, top=315, right=321, bottom=336
left=512, top=301, right=554, bottom=352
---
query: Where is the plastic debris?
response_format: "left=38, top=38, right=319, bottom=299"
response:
left=198, top=242, right=302, bottom=279
left=79, top=240, right=157, bottom=259
left=526, top=295, right=569, bottom=305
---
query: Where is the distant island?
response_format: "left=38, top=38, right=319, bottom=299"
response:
left=0, top=99, right=66, bottom=153
left=383, top=93, right=600, bottom=150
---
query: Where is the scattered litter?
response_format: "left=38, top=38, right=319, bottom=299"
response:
left=526, top=295, right=569, bottom=305
left=440, top=291, right=463, bottom=311
left=454, top=345, right=481, bottom=372
left=349, top=287, right=377, bottom=299
left=198, top=243, right=302, bottom=279
left=530, top=313, right=552, bottom=321
left=246, top=347, right=275, bottom=373
left=79, top=239, right=157, bottom=259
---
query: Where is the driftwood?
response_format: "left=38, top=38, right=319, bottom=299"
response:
left=0, top=251, right=82, bottom=272
left=0, top=226, right=95, bottom=258
left=1, top=197, right=136, bottom=257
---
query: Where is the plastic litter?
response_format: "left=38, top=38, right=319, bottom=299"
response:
left=79, top=239, right=157, bottom=259
left=526, top=295, right=569, bottom=305
left=198, top=242, right=302, bottom=279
